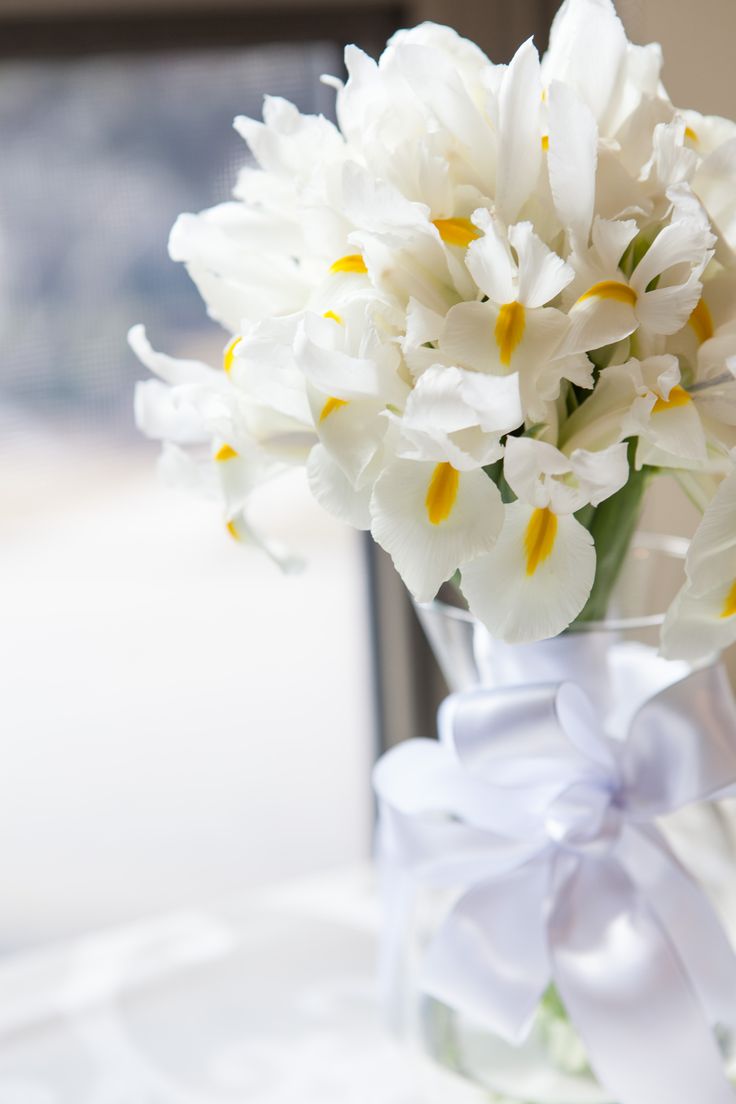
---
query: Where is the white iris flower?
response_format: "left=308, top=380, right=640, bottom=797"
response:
left=460, top=437, right=628, bottom=643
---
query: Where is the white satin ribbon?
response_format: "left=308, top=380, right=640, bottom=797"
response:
left=373, top=663, right=736, bottom=1104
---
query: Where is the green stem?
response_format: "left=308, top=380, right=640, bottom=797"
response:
left=574, top=442, right=653, bottom=624
left=674, top=469, right=715, bottom=513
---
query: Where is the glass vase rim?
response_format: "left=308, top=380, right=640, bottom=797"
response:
left=420, top=531, right=690, bottom=636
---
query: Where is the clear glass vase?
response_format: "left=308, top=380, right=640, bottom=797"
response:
left=388, top=534, right=736, bottom=1104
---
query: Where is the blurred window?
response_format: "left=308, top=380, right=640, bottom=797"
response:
left=0, top=44, right=337, bottom=437
left=0, top=35, right=376, bottom=950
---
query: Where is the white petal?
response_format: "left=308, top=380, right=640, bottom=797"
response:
left=503, top=436, right=570, bottom=506
left=234, top=95, right=345, bottom=179
left=636, top=275, right=705, bottom=337
left=629, top=396, right=708, bottom=464
left=158, top=441, right=218, bottom=498
left=370, top=461, right=504, bottom=602
left=134, top=379, right=209, bottom=445
left=496, top=39, right=543, bottom=224
left=181, top=265, right=253, bottom=335
left=216, top=448, right=282, bottom=517
left=559, top=358, right=642, bottom=452
left=388, top=41, right=496, bottom=186
left=394, top=367, right=521, bottom=469
left=510, top=308, right=577, bottom=421
left=595, top=146, right=651, bottom=222
left=565, top=294, right=637, bottom=355
left=233, top=315, right=312, bottom=425
left=509, top=222, right=574, bottom=308
left=402, top=365, right=481, bottom=433
left=542, top=0, right=627, bottom=126
left=457, top=370, right=524, bottom=435
left=225, top=507, right=304, bottom=574
left=394, top=421, right=503, bottom=471
left=465, top=215, right=515, bottom=303
left=695, top=139, right=736, bottom=252
left=683, top=469, right=736, bottom=593
left=306, top=444, right=372, bottom=530
left=243, top=406, right=316, bottom=465
left=308, top=390, right=387, bottom=487
left=440, top=300, right=500, bottom=373
left=631, top=215, right=713, bottom=297
left=551, top=351, right=595, bottom=392
left=340, top=160, right=429, bottom=234
left=606, top=41, right=664, bottom=136
left=547, top=80, right=598, bottom=245
left=402, top=297, right=445, bottom=352
left=169, top=210, right=307, bottom=328
left=128, top=324, right=218, bottom=386
left=403, top=364, right=522, bottom=437
left=642, top=118, right=698, bottom=193
left=296, top=320, right=406, bottom=405
left=590, top=216, right=639, bottom=271
left=461, top=503, right=596, bottom=643
left=568, top=442, right=629, bottom=505
left=660, top=583, right=736, bottom=662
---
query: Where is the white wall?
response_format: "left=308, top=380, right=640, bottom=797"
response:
left=619, top=0, right=736, bottom=119
left=0, top=438, right=374, bottom=948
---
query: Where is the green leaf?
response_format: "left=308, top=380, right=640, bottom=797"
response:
left=575, top=440, right=653, bottom=624
left=483, top=459, right=516, bottom=503
left=540, top=983, right=568, bottom=1019
left=619, top=222, right=661, bottom=278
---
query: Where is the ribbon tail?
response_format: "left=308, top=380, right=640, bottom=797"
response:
left=620, top=824, right=736, bottom=1038
left=422, top=859, right=551, bottom=1044
left=549, top=856, right=736, bottom=1104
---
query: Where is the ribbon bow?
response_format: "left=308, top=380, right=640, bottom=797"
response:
left=374, top=665, right=736, bottom=1104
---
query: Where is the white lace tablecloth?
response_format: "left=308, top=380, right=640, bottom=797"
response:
left=0, top=868, right=488, bottom=1103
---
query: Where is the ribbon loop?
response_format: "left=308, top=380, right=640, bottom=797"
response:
left=623, top=664, right=736, bottom=815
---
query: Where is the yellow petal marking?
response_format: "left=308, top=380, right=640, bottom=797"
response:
left=226, top=520, right=240, bottom=542
left=329, top=254, right=367, bottom=275
left=685, top=125, right=699, bottom=143
left=323, top=310, right=344, bottom=324
left=652, top=385, right=692, bottom=414
left=541, top=134, right=549, bottom=151
left=432, top=218, right=481, bottom=248
left=223, top=336, right=241, bottom=374
left=524, top=507, right=558, bottom=576
left=494, top=301, right=526, bottom=367
left=576, top=280, right=638, bottom=307
left=425, top=462, right=460, bottom=526
left=215, top=444, right=238, bottom=462
left=688, top=298, right=714, bottom=344
left=319, top=396, right=348, bottom=422
left=721, top=580, right=736, bottom=619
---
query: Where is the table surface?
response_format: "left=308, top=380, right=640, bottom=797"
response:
left=0, top=867, right=492, bottom=1104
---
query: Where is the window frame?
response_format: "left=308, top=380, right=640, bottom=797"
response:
left=0, top=1, right=558, bottom=60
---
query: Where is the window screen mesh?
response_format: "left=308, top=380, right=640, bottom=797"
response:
left=0, top=42, right=339, bottom=442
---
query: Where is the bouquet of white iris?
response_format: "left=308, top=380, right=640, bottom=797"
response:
left=132, top=0, right=736, bottom=658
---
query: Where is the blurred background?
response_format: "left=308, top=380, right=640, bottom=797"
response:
left=1, top=0, right=735, bottom=951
